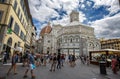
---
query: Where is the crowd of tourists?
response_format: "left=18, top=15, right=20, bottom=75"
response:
left=0, top=50, right=120, bottom=78
left=0, top=51, right=79, bottom=79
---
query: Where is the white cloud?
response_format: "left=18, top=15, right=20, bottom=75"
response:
left=79, top=11, right=86, bottom=22
left=28, top=0, right=80, bottom=22
left=28, top=0, right=60, bottom=22
left=62, top=0, right=79, bottom=14
left=81, top=4, right=85, bottom=9
left=91, top=13, right=120, bottom=38
left=41, top=0, right=61, bottom=9
left=92, top=0, right=120, bottom=14
left=86, top=1, right=92, bottom=7
left=52, top=15, right=70, bottom=26
left=29, top=4, right=59, bottom=22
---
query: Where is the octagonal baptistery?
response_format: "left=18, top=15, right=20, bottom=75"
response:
left=56, top=11, right=101, bottom=56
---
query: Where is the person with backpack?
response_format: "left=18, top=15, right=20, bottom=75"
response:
left=7, top=51, right=18, bottom=75
left=23, top=52, right=36, bottom=79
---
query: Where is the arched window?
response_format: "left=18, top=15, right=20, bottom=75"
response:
left=69, top=36, right=73, bottom=43
left=7, top=37, right=12, bottom=46
left=70, top=38, right=72, bottom=43
left=89, top=42, right=94, bottom=48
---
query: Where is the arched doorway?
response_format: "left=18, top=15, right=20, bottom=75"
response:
left=6, top=37, right=12, bottom=59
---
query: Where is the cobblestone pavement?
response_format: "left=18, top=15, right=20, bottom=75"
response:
left=0, top=60, right=120, bottom=79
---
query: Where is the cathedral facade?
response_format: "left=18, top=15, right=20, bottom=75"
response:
left=40, top=11, right=101, bottom=56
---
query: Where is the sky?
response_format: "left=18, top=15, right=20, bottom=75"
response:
left=28, top=0, right=120, bottom=39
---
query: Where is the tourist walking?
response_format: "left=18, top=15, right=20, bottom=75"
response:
left=111, top=56, right=118, bottom=74
left=49, top=53, right=53, bottom=63
left=69, top=54, right=73, bottom=66
left=79, top=55, right=85, bottom=64
left=40, top=53, right=44, bottom=65
left=71, top=54, right=76, bottom=67
left=36, top=54, right=41, bottom=67
left=7, top=51, right=18, bottom=75
left=43, top=53, right=47, bottom=66
left=57, top=53, right=61, bottom=69
left=86, top=56, right=90, bottom=65
left=23, top=52, right=36, bottom=79
left=50, top=53, right=57, bottom=72
left=61, top=54, right=65, bottom=66
left=22, top=51, right=29, bottom=67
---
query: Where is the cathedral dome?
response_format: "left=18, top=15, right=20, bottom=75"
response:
left=40, top=23, right=52, bottom=36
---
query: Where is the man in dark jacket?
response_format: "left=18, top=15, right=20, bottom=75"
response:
left=57, top=53, right=61, bottom=69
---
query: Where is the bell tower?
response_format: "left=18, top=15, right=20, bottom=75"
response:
left=70, top=11, right=79, bottom=22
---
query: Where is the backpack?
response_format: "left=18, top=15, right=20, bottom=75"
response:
left=29, top=54, right=35, bottom=64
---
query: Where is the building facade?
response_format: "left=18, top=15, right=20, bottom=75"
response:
left=0, top=0, right=36, bottom=56
left=40, top=11, right=101, bottom=56
left=100, top=39, right=120, bottom=50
